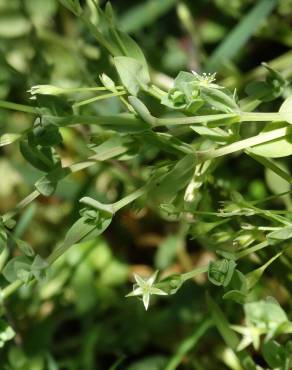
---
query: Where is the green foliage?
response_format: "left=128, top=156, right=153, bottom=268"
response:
left=0, top=0, right=291, bottom=369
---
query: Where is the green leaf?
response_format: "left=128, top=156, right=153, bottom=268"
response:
left=66, top=214, right=112, bottom=244
left=201, top=86, right=239, bottom=113
left=267, top=226, right=292, bottom=245
left=32, top=118, right=63, bottom=147
left=245, top=252, right=282, bottom=290
left=15, top=238, right=35, bottom=257
left=223, top=269, right=248, bottom=304
left=245, top=63, right=287, bottom=103
left=89, top=134, right=131, bottom=159
left=114, top=56, right=150, bottom=96
left=265, top=162, right=291, bottom=194
left=31, top=255, right=49, bottom=281
left=208, top=259, right=237, bottom=287
left=262, top=340, right=286, bottom=368
left=35, top=166, right=70, bottom=196
left=114, top=30, right=149, bottom=72
left=19, top=141, right=53, bottom=172
left=248, top=122, right=292, bottom=158
left=150, top=154, right=196, bottom=204
left=3, top=256, right=33, bottom=283
left=244, top=297, right=288, bottom=330
left=99, top=73, right=116, bottom=92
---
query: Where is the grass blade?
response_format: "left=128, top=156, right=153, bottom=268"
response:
left=205, top=0, right=277, bottom=72
left=165, top=317, right=212, bottom=370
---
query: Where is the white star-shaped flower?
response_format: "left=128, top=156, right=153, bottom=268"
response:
left=231, top=325, right=264, bottom=351
left=191, top=71, right=222, bottom=89
left=126, top=271, right=167, bottom=310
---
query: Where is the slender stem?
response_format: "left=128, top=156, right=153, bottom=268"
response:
left=0, top=249, right=9, bottom=273
left=61, top=86, right=123, bottom=93
left=235, top=241, right=269, bottom=260
left=73, top=91, right=126, bottom=108
left=2, top=190, right=40, bottom=223
left=35, top=86, right=124, bottom=95
left=181, top=265, right=209, bottom=281
left=0, top=100, right=38, bottom=114
left=155, top=113, right=239, bottom=126
left=198, top=127, right=288, bottom=161
left=1, top=280, right=23, bottom=301
left=240, top=112, right=281, bottom=122
left=113, top=187, right=145, bottom=212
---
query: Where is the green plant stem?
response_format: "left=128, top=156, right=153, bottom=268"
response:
left=73, top=91, right=126, bottom=107
left=113, top=187, right=145, bottom=212
left=156, top=111, right=282, bottom=126
left=235, top=241, right=269, bottom=259
left=1, top=280, right=23, bottom=301
left=155, top=113, right=239, bottom=126
left=2, top=190, right=40, bottom=223
left=131, top=94, right=283, bottom=126
left=181, top=265, right=209, bottom=281
left=0, top=100, right=38, bottom=114
left=198, top=126, right=288, bottom=161
left=0, top=249, right=9, bottom=274
left=240, top=112, right=281, bottom=122
left=51, top=86, right=124, bottom=94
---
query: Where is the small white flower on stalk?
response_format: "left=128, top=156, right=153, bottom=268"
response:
left=191, top=71, right=222, bottom=89
left=231, top=325, right=264, bottom=351
left=126, top=271, right=167, bottom=310
left=28, top=85, right=65, bottom=97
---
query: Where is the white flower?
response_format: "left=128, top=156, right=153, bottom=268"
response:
left=126, top=271, right=167, bottom=310
left=231, top=325, right=264, bottom=351
left=191, top=71, right=222, bottom=89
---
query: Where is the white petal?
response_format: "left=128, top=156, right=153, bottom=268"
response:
left=150, top=287, right=168, bottom=296
left=237, top=336, right=252, bottom=352
left=147, top=270, right=159, bottom=286
left=125, top=287, right=143, bottom=297
left=134, top=273, right=146, bottom=287
left=143, top=293, right=150, bottom=310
